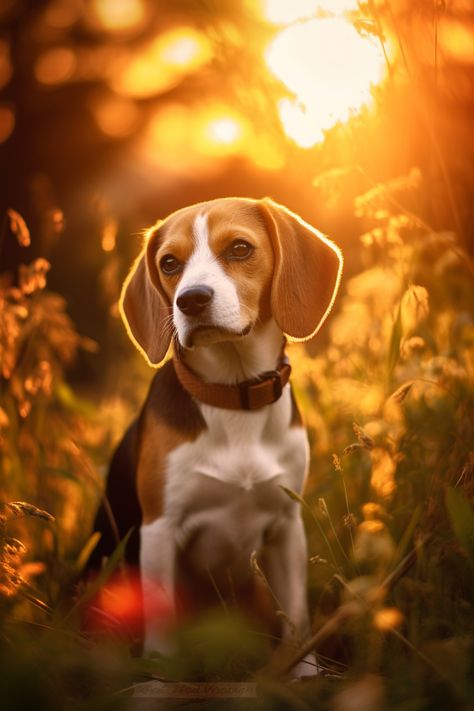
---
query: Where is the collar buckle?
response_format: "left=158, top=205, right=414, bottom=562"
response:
left=238, top=369, right=283, bottom=410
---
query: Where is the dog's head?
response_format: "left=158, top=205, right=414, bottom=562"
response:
left=121, top=197, right=343, bottom=366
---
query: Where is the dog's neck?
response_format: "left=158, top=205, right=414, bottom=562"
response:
left=181, top=318, right=285, bottom=385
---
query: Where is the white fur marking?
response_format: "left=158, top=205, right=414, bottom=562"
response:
left=173, top=213, right=244, bottom=348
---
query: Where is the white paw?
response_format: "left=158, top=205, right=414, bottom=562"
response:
left=143, top=633, right=175, bottom=658
left=290, top=652, right=323, bottom=678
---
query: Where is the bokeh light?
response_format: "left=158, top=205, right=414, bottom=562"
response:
left=113, top=27, right=212, bottom=98
left=439, top=18, right=474, bottom=64
left=35, top=47, right=77, bottom=86
left=91, top=0, right=146, bottom=33
left=199, top=114, right=246, bottom=153
left=91, top=94, right=140, bottom=138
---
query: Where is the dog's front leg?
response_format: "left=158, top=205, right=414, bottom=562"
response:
left=262, top=513, right=319, bottom=677
left=140, top=517, right=176, bottom=656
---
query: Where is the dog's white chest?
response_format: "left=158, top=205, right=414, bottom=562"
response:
left=166, top=387, right=308, bottom=496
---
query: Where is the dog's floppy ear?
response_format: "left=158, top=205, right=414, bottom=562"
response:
left=259, top=198, right=343, bottom=341
left=120, top=230, right=172, bottom=367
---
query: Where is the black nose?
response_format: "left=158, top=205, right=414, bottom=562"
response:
left=176, top=286, right=214, bottom=316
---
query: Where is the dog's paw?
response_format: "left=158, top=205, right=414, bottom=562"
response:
left=290, top=652, right=323, bottom=679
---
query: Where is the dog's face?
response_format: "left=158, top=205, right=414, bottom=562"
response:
left=152, top=200, right=274, bottom=349
left=121, top=197, right=343, bottom=366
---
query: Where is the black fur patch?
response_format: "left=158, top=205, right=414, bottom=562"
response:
left=143, top=359, right=207, bottom=435
left=88, top=360, right=206, bottom=572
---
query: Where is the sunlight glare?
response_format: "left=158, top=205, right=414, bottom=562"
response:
left=207, top=117, right=242, bottom=145
left=266, top=17, right=385, bottom=147
left=260, top=0, right=359, bottom=24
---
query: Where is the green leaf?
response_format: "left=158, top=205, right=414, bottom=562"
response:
left=445, top=487, right=474, bottom=564
left=66, top=528, right=134, bottom=617
left=74, top=531, right=102, bottom=574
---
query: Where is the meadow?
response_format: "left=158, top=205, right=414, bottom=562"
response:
left=1, top=1, right=473, bottom=709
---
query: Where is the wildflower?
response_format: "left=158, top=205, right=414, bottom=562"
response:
left=85, top=569, right=178, bottom=635
left=400, top=336, right=426, bottom=359
left=318, top=497, right=329, bottom=517
left=401, top=285, right=429, bottom=336
left=353, top=422, right=374, bottom=449
left=4, top=501, right=55, bottom=522
left=18, top=258, right=51, bottom=295
left=24, top=360, right=53, bottom=397
left=343, top=443, right=363, bottom=456
left=362, top=502, right=385, bottom=521
left=343, top=513, right=358, bottom=528
left=7, top=208, right=31, bottom=247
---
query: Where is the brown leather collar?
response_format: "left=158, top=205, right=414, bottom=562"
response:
left=172, top=350, right=292, bottom=411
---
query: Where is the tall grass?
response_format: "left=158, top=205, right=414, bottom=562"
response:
left=1, top=167, right=472, bottom=709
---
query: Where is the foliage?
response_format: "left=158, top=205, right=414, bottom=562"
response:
left=288, top=168, right=474, bottom=708
left=1, top=164, right=473, bottom=708
left=0, top=214, right=109, bottom=617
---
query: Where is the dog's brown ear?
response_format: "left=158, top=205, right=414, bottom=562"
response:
left=120, top=232, right=172, bottom=366
left=259, top=198, right=343, bottom=340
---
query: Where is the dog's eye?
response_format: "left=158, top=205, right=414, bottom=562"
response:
left=160, top=254, right=182, bottom=275
left=226, top=240, right=254, bottom=260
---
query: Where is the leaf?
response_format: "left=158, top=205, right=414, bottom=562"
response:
left=387, top=303, right=403, bottom=376
left=445, top=487, right=474, bottom=564
left=74, top=531, right=102, bottom=573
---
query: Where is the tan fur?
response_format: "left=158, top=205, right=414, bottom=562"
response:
left=259, top=198, right=343, bottom=340
left=137, top=417, right=200, bottom=525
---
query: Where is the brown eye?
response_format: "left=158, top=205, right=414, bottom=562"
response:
left=226, top=240, right=254, bottom=260
left=160, top=254, right=182, bottom=275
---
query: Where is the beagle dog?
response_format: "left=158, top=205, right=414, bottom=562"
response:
left=94, top=197, right=342, bottom=675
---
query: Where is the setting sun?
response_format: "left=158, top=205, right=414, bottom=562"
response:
left=266, top=16, right=386, bottom=147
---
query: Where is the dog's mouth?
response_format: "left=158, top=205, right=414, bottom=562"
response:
left=184, top=322, right=252, bottom=348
